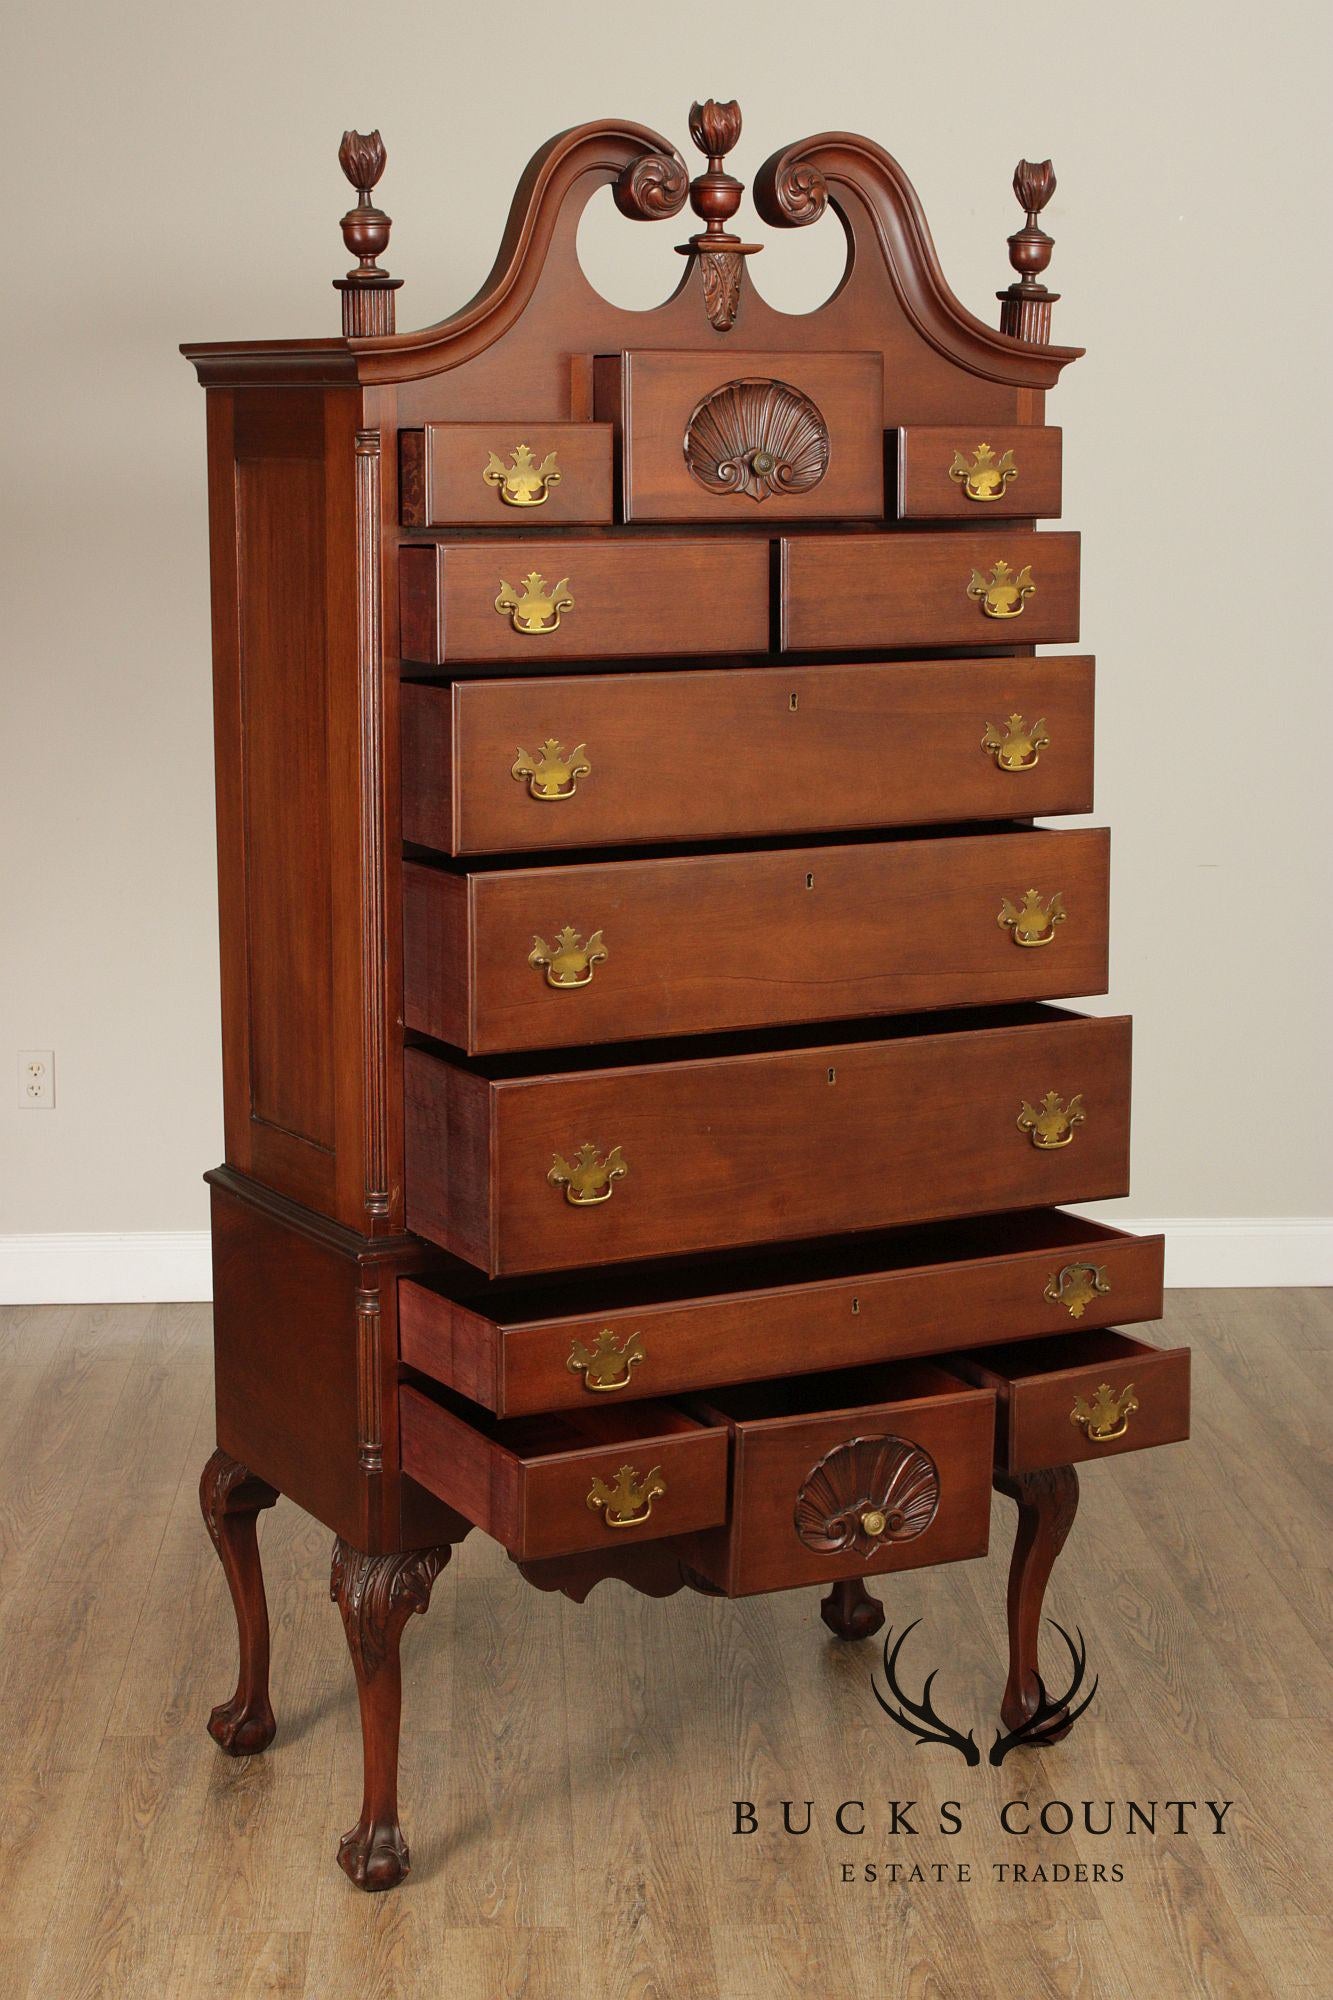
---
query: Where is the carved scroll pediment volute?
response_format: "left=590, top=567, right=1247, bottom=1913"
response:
left=183, top=102, right=1083, bottom=399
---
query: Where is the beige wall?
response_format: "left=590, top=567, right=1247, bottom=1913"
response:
left=3, top=0, right=1329, bottom=1235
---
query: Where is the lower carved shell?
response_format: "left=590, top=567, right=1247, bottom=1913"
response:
left=684, top=377, right=830, bottom=502
left=794, top=1435, right=940, bottom=1558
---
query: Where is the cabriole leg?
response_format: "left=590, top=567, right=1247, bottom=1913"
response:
left=330, top=1538, right=452, bottom=1892
left=995, top=1465, right=1080, bottom=1735
left=820, top=1575, right=886, bottom=1641
left=199, top=1447, right=280, bottom=1754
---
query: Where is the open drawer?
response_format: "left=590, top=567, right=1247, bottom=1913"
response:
left=946, top=1329, right=1190, bottom=1473
left=681, top=1361, right=994, bottom=1597
left=399, top=1383, right=728, bottom=1561
left=398, top=1212, right=1165, bottom=1419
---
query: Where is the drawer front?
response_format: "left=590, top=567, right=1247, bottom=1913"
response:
left=404, top=827, right=1111, bottom=1053
left=779, top=530, right=1079, bottom=652
left=397, top=1216, right=1166, bottom=1418
left=952, top=1330, right=1191, bottom=1473
left=894, top=426, right=1062, bottom=520
left=685, top=1366, right=994, bottom=1596
left=594, top=349, right=884, bottom=522
left=403, top=1008, right=1133, bottom=1276
left=399, top=1385, right=728, bottom=1560
left=399, top=537, right=771, bottom=665
left=400, top=421, right=613, bottom=527
left=401, top=657, right=1096, bottom=856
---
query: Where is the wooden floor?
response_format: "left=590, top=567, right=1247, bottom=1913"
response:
left=0, top=1290, right=1327, bottom=1999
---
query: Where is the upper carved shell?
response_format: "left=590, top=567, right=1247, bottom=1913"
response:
left=794, top=1434, right=940, bottom=1557
left=684, top=378, right=830, bottom=503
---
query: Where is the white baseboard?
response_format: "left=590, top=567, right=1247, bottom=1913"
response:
left=0, top=1231, right=214, bottom=1305
left=0, top=1220, right=1328, bottom=1305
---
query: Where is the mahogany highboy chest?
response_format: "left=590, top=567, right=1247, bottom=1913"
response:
left=184, top=101, right=1188, bottom=1891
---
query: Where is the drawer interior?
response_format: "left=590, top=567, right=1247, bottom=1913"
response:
left=951, top=1328, right=1163, bottom=1393
left=407, top=1382, right=708, bottom=1463
left=691, top=1358, right=983, bottom=1426
left=402, top=1208, right=1153, bottom=1323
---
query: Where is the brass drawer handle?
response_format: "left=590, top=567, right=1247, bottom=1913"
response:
left=567, top=1329, right=646, bottom=1392
left=548, top=1143, right=627, bottom=1206
left=588, top=1462, right=665, bottom=1528
left=1044, top=1263, right=1110, bottom=1320
left=950, top=442, right=1017, bottom=502
left=529, top=926, right=607, bottom=989
left=982, top=713, right=1048, bottom=772
left=968, top=559, right=1034, bottom=620
left=495, top=570, right=573, bottom=634
left=1071, top=1381, right=1138, bottom=1442
left=1017, top=1091, right=1085, bottom=1149
left=998, top=888, right=1065, bottom=947
left=484, top=442, right=561, bottom=508
left=511, top=738, right=590, bottom=801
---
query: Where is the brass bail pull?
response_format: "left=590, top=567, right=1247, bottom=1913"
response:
left=1071, top=1381, right=1139, bottom=1442
left=587, top=1463, right=665, bottom=1528
left=567, top=1330, right=645, bottom=1393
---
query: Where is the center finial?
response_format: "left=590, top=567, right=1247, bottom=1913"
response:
left=686, top=99, right=744, bottom=241
left=679, top=97, right=760, bottom=331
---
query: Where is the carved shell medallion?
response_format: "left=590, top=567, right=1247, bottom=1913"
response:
left=794, top=1434, right=940, bottom=1558
left=684, top=377, right=830, bottom=502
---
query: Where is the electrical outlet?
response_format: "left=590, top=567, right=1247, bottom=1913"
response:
left=18, top=1050, right=55, bottom=1109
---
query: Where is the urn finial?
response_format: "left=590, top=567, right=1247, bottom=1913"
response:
left=677, top=96, right=760, bottom=332
left=998, top=157, right=1061, bottom=345
left=333, top=127, right=403, bottom=336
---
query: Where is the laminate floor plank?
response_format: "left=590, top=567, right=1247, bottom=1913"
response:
left=0, top=1290, right=1327, bottom=2000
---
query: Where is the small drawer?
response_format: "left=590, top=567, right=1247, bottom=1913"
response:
left=947, top=1329, right=1191, bottom=1473
left=682, top=1362, right=994, bottom=1596
left=593, top=349, right=884, bottom=522
left=399, top=1384, right=727, bottom=1560
left=397, top=1213, right=1165, bottom=1419
left=399, top=537, right=770, bottom=666
left=403, top=1004, right=1132, bottom=1277
left=400, top=421, right=613, bottom=527
left=779, top=530, right=1079, bottom=652
left=403, top=826, right=1111, bottom=1054
left=401, top=656, right=1096, bottom=857
left=893, top=427, right=1062, bottom=520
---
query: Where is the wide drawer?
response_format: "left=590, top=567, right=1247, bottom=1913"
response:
left=948, top=1329, right=1191, bottom=1473
left=399, top=1384, right=728, bottom=1560
left=682, top=1362, right=994, bottom=1596
left=403, top=826, right=1111, bottom=1053
left=403, top=1004, right=1132, bottom=1277
left=593, top=349, right=884, bottom=522
left=398, top=537, right=770, bottom=665
left=400, top=421, right=613, bottom=527
left=779, top=530, right=1079, bottom=651
left=893, top=426, right=1062, bottom=520
left=398, top=1213, right=1166, bottom=1418
left=400, top=657, right=1096, bottom=856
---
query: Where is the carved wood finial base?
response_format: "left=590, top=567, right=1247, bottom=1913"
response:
left=330, top=1538, right=452, bottom=1891
left=199, top=1447, right=280, bottom=1755
left=995, top=1464, right=1080, bottom=1735
left=820, top=1576, right=886, bottom=1641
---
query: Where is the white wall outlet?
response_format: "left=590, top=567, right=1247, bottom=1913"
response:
left=18, top=1050, right=55, bottom=1109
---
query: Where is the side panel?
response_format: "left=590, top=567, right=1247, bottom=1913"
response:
left=205, top=388, right=396, bottom=1230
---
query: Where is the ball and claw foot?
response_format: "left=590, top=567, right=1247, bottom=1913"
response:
left=820, top=1576, right=886, bottom=1641
left=337, top=1817, right=411, bottom=1892
left=207, top=1689, right=276, bottom=1757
